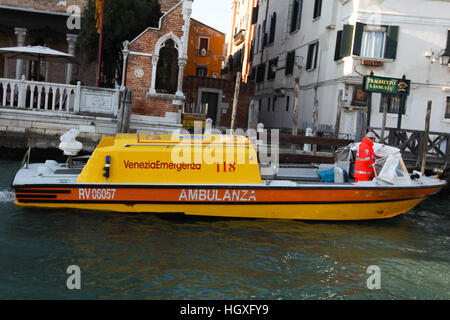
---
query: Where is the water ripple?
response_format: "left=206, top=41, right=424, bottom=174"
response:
left=0, top=159, right=449, bottom=299
left=0, top=191, right=15, bottom=202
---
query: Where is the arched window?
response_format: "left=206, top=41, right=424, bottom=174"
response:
left=155, top=39, right=179, bottom=94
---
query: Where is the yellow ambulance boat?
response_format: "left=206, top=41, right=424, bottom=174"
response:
left=12, top=131, right=446, bottom=220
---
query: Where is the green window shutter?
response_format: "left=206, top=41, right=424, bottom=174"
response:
left=384, top=25, right=399, bottom=59
left=334, top=30, right=342, bottom=61
left=352, top=22, right=365, bottom=56
left=340, top=24, right=354, bottom=58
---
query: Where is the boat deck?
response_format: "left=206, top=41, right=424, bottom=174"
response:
left=12, top=161, right=445, bottom=189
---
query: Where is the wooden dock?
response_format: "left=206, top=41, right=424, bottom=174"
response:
left=264, top=128, right=449, bottom=174
left=368, top=127, right=450, bottom=172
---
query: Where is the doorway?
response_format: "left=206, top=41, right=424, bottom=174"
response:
left=201, top=91, right=219, bottom=124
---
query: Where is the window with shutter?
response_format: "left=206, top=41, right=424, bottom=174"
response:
left=306, top=42, right=319, bottom=70
left=352, top=24, right=399, bottom=59
left=338, top=25, right=354, bottom=59
left=445, top=96, right=450, bottom=119
left=384, top=25, right=399, bottom=59
left=313, top=0, right=322, bottom=19
left=353, top=22, right=365, bottom=56
left=269, top=12, right=276, bottom=44
left=335, top=23, right=399, bottom=60
left=252, top=5, right=259, bottom=24
left=290, top=0, right=303, bottom=33
left=286, top=51, right=295, bottom=75
left=256, top=63, right=266, bottom=83
left=267, top=58, right=278, bottom=80
left=445, top=30, right=450, bottom=56
left=334, top=31, right=343, bottom=61
left=196, top=67, right=208, bottom=77
left=262, top=20, right=267, bottom=48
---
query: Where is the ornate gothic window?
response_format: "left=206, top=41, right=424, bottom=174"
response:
left=155, top=39, right=179, bottom=94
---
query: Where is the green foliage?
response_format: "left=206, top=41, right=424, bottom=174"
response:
left=78, top=0, right=161, bottom=87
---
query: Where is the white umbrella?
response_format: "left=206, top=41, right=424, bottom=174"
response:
left=0, top=45, right=78, bottom=64
left=0, top=45, right=78, bottom=81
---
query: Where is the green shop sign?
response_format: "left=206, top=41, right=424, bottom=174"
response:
left=363, top=75, right=411, bottom=96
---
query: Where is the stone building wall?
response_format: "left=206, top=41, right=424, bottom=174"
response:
left=185, top=19, right=225, bottom=78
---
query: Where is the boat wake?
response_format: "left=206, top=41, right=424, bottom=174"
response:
left=0, top=190, right=16, bottom=202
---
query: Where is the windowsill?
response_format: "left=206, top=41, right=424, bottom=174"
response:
left=353, top=56, right=395, bottom=63
left=377, top=112, right=408, bottom=120
left=312, top=17, right=321, bottom=22
left=441, top=118, right=450, bottom=123
left=306, top=68, right=316, bottom=72
left=334, top=56, right=394, bottom=64
left=146, top=91, right=185, bottom=100
left=264, top=42, right=274, bottom=49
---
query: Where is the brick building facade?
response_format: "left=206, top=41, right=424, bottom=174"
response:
left=122, top=0, right=254, bottom=131
left=122, top=0, right=193, bottom=129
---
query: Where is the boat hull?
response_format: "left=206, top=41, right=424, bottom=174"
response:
left=13, top=184, right=443, bottom=220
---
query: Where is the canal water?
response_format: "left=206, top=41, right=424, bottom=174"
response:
left=0, top=159, right=449, bottom=300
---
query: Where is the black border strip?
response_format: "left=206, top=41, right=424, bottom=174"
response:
left=15, top=189, right=72, bottom=194
left=16, top=194, right=58, bottom=199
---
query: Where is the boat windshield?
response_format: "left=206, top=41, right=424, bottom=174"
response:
left=376, top=153, right=410, bottom=184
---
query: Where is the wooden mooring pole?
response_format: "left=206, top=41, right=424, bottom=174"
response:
left=421, top=101, right=432, bottom=175
left=230, top=72, right=241, bottom=130
left=291, top=78, right=300, bottom=152
left=334, top=91, right=343, bottom=139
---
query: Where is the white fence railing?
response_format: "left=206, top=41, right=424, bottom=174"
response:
left=0, top=77, right=120, bottom=116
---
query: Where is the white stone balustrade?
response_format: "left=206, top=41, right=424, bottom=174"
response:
left=0, top=77, right=120, bottom=116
